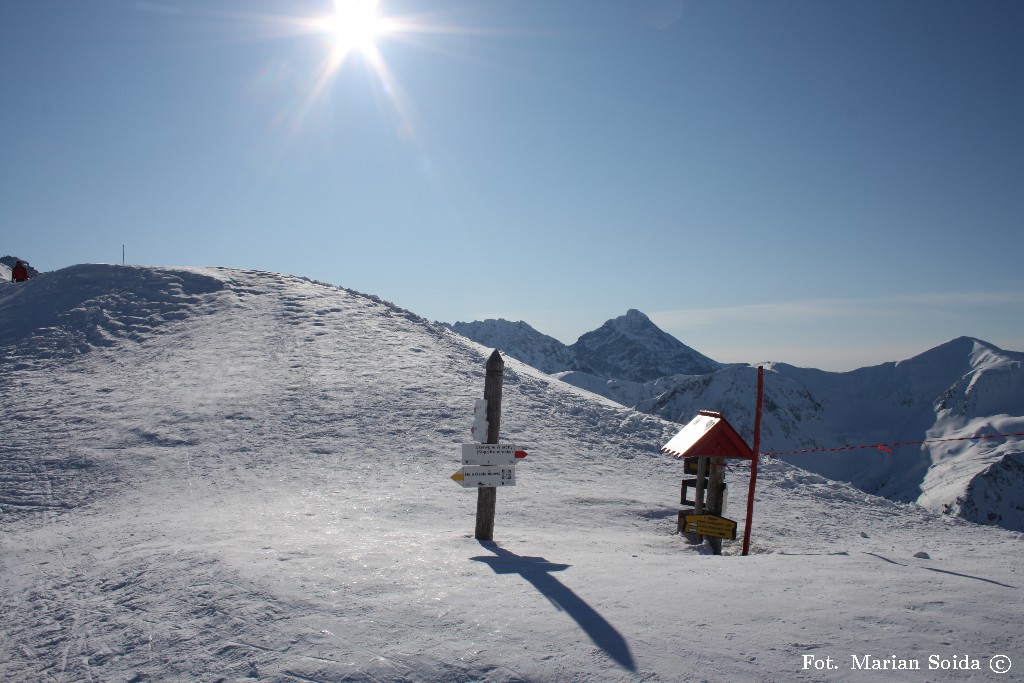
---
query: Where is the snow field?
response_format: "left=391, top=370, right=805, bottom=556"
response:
left=1, top=266, right=1021, bottom=682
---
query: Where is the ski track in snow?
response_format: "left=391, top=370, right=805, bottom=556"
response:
left=1, top=266, right=1022, bottom=682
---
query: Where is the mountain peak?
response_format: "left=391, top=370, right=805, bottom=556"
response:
left=569, top=309, right=720, bottom=382
left=446, top=309, right=720, bottom=383
left=611, top=309, right=655, bottom=331
left=896, top=336, right=1022, bottom=375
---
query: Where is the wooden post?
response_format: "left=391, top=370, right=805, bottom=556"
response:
left=693, top=457, right=708, bottom=517
left=742, top=365, right=764, bottom=556
left=705, top=457, right=727, bottom=555
left=682, top=456, right=709, bottom=544
left=475, top=350, right=504, bottom=541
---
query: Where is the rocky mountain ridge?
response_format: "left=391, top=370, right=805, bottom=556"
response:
left=447, top=309, right=720, bottom=382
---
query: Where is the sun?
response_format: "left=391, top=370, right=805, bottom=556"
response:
left=317, top=0, right=391, bottom=65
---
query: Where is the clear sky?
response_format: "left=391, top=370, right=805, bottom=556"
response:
left=2, top=0, right=1022, bottom=371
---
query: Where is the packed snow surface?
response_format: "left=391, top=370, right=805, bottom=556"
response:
left=1, top=265, right=1022, bottom=682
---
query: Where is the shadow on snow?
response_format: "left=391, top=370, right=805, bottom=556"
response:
left=471, top=542, right=636, bottom=672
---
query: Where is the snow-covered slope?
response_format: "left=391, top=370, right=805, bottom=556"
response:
left=1, top=265, right=1021, bottom=682
left=562, top=341, right=1024, bottom=531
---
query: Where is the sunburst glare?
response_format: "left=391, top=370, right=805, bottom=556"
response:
left=315, top=0, right=393, bottom=68
left=222, top=0, right=493, bottom=181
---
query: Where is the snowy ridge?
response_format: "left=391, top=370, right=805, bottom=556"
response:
left=0, top=264, right=226, bottom=367
left=1, top=265, right=1021, bottom=682
left=446, top=319, right=572, bottom=374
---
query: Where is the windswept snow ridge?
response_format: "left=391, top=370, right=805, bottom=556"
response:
left=1, top=265, right=1021, bottom=682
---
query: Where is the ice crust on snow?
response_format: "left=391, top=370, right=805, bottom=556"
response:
left=1, top=264, right=1022, bottom=682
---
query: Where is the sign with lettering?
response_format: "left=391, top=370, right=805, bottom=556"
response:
left=453, top=444, right=527, bottom=487
left=682, top=514, right=737, bottom=540
left=462, top=443, right=516, bottom=466
left=451, top=465, right=516, bottom=487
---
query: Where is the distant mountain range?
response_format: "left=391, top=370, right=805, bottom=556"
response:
left=447, top=309, right=721, bottom=381
left=445, top=312, right=1024, bottom=532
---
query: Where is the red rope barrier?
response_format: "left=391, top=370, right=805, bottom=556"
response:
left=763, top=431, right=1024, bottom=457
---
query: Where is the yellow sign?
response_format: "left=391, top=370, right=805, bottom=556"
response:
left=683, top=514, right=737, bottom=540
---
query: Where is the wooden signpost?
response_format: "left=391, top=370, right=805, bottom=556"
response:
left=678, top=452, right=731, bottom=553
left=662, top=371, right=763, bottom=556
left=448, top=350, right=528, bottom=541
left=477, top=350, right=504, bottom=540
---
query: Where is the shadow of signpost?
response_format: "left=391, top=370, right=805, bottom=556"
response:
left=471, top=542, right=636, bottom=671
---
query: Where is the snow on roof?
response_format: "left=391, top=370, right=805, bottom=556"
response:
left=661, top=410, right=755, bottom=459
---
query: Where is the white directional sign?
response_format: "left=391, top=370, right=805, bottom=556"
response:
left=452, top=443, right=527, bottom=487
left=451, top=465, right=516, bottom=487
left=462, top=443, right=517, bottom=466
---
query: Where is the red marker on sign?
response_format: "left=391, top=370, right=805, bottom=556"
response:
left=515, top=451, right=528, bottom=459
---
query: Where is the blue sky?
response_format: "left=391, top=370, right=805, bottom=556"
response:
left=2, top=0, right=1022, bottom=371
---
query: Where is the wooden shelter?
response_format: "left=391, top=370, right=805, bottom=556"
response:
left=662, top=409, right=760, bottom=555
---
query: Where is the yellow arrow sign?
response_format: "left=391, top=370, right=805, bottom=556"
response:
left=683, top=514, right=737, bottom=540
left=451, top=472, right=465, bottom=482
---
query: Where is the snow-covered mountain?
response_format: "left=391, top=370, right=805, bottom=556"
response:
left=446, top=309, right=721, bottom=382
left=449, top=313, right=1024, bottom=532
left=446, top=319, right=572, bottom=374
left=569, top=309, right=722, bottom=380
left=608, top=339, right=1024, bottom=532
left=1, top=265, right=1021, bottom=682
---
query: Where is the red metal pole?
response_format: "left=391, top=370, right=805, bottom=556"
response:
left=742, top=365, right=763, bottom=556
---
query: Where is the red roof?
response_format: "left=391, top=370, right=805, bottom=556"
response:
left=661, top=410, right=754, bottom=459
